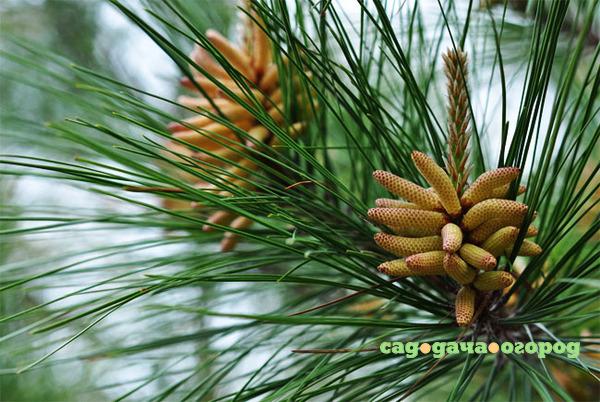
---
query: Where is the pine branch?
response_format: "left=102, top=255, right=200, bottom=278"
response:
left=1, top=0, right=599, bottom=400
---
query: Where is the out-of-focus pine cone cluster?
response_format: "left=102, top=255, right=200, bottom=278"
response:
left=164, top=8, right=305, bottom=252
left=369, top=151, right=542, bottom=326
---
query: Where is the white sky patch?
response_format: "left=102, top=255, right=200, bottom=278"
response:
left=96, top=1, right=179, bottom=100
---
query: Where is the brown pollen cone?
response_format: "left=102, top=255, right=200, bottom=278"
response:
left=163, top=5, right=307, bottom=251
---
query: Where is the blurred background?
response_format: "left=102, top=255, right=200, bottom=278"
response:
left=1, top=1, right=235, bottom=400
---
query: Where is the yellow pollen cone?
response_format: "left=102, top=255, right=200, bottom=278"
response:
left=377, top=259, right=410, bottom=276
left=206, top=29, right=254, bottom=80
left=490, top=183, right=527, bottom=199
left=202, top=210, right=236, bottom=232
left=507, top=240, right=543, bottom=256
left=250, top=18, right=271, bottom=75
left=190, top=46, right=229, bottom=78
left=459, top=243, right=497, bottom=271
left=196, top=143, right=246, bottom=165
left=405, top=251, right=446, bottom=270
left=245, top=125, right=271, bottom=146
left=268, top=88, right=282, bottom=104
left=181, top=76, right=226, bottom=96
left=173, top=128, right=237, bottom=149
left=441, top=223, right=463, bottom=253
left=455, top=286, right=475, bottom=327
left=220, top=216, right=253, bottom=252
left=375, top=199, right=420, bottom=209
left=389, top=226, right=444, bottom=238
left=411, top=151, right=462, bottom=216
left=473, top=271, right=515, bottom=291
left=176, top=95, right=226, bottom=109
left=377, top=259, right=445, bottom=276
left=468, top=219, right=518, bottom=244
left=444, top=253, right=476, bottom=284
left=481, top=226, right=520, bottom=257
left=526, top=225, right=539, bottom=237
left=462, top=199, right=528, bottom=231
left=372, top=170, right=441, bottom=210
left=461, top=167, right=520, bottom=207
left=226, top=159, right=256, bottom=180
left=259, top=63, right=279, bottom=91
left=368, top=208, right=448, bottom=235
left=374, top=233, right=442, bottom=257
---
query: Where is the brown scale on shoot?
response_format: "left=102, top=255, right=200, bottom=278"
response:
left=163, top=4, right=307, bottom=251
left=369, top=48, right=542, bottom=327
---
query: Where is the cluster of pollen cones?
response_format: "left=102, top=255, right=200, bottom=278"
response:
left=164, top=8, right=304, bottom=251
left=369, top=151, right=542, bottom=326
